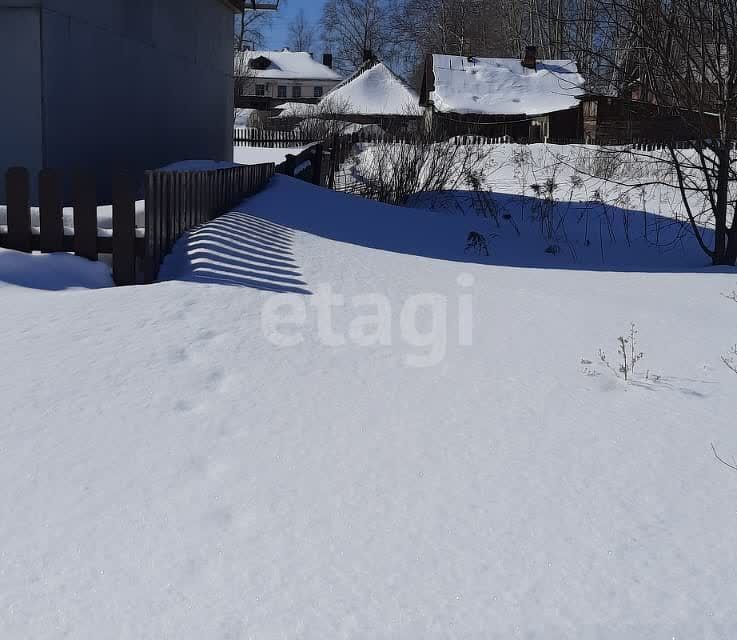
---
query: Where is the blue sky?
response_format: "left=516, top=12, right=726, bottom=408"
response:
left=264, top=0, right=326, bottom=50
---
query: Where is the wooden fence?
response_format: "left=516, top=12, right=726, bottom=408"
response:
left=630, top=140, right=737, bottom=151
left=143, top=163, right=274, bottom=282
left=275, top=143, right=324, bottom=186
left=1, top=163, right=274, bottom=286
left=234, top=127, right=315, bottom=148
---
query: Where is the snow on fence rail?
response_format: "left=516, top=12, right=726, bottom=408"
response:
left=1, top=163, right=274, bottom=285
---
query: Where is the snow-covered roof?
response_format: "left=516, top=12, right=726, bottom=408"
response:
left=236, top=50, right=342, bottom=82
left=429, top=54, right=584, bottom=116
left=272, top=102, right=316, bottom=118
left=324, top=60, right=422, bottom=116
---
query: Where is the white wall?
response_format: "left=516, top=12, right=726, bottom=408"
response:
left=0, top=7, right=43, bottom=202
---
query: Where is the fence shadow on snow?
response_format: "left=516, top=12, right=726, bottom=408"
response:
left=159, top=211, right=311, bottom=294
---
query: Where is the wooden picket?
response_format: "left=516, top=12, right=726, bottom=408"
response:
left=112, top=174, right=136, bottom=286
left=6, top=167, right=31, bottom=253
left=234, top=127, right=315, bottom=148
left=39, top=169, right=64, bottom=254
left=73, top=173, right=98, bottom=261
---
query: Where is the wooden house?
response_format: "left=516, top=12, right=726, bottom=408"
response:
left=580, top=95, right=720, bottom=144
left=420, top=48, right=585, bottom=142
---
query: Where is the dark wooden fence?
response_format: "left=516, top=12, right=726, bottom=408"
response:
left=276, top=143, right=324, bottom=186
left=1, top=163, right=274, bottom=286
left=143, top=163, right=274, bottom=282
left=234, top=127, right=315, bottom=148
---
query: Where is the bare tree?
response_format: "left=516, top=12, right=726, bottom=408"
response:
left=562, top=0, right=737, bottom=265
left=322, top=0, right=401, bottom=74
left=288, top=9, right=316, bottom=52
left=234, top=6, right=273, bottom=51
left=279, top=97, right=355, bottom=141
left=341, top=109, right=486, bottom=205
left=395, top=0, right=571, bottom=83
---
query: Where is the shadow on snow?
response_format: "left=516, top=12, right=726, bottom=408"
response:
left=159, top=211, right=311, bottom=294
left=237, top=175, right=735, bottom=275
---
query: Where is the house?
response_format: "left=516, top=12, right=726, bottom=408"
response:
left=420, top=48, right=585, bottom=142
left=270, top=57, right=422, bottom=136
left=0, top=0, right=243, bottom=202
left=235, top=49, right=342, bottom=111
left=580, top=96, right=723, bottom=144
left=316, top=57, right=423, bottom=131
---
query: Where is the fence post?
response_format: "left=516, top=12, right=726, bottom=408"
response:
left=39, top=169, right=64, bottom=253
left=72, top=173, right=98, bottom=261
left=143, top=171, right=158, bottom=283
left=112, top=173, right=136, bottom=286
left=283, top=154, right=297, bottom=177
left=312, top=143, right=324, bottom=185
left=5, top=167, right=32, bottom=253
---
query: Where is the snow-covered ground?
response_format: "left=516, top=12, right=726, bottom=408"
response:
left=345, top=142, right=728, bottom=234
left=233, top=145, right=308, bottom=166
left=1, top=165, right=736, bottom=637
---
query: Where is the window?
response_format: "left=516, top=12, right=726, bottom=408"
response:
left=255, top=84, right=266, bottom=97
left=278, top=85, right=287, bottom=98
left=292, top=86, right=302, bottom=99
left=314, top=86, right=324, bottom=98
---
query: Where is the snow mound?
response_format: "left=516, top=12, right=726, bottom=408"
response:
left=232, top=145, right=307, bottom=165
left=430, top=54, right=584, bottom=115
left=241, top=173, right=715, bottom=272
left=0, top=248, right=113, bottom=290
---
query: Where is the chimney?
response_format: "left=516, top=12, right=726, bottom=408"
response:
left=522, top=46, right=537, bottom=71
left=363, top=49, right=374, bottom=63
left=323, top=53, right=333, bottom=69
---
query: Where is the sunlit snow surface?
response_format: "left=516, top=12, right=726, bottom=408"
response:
left=1, top=168, right=736, bottom=638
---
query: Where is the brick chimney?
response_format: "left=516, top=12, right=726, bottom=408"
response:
left=322, top=53, right=333, bottom=69
left=522, top=46, right=537, bottom=71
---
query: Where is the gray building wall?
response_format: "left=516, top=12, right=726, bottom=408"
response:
left=0, top=6, right=44, bottom=194
left=0, top=0, right=235, bottom=202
